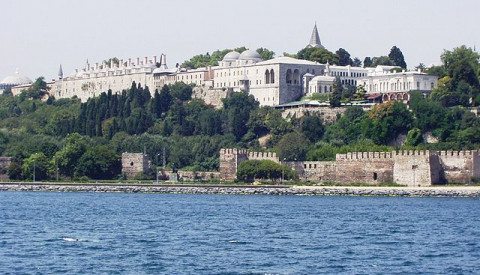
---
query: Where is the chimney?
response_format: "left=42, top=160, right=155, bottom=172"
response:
left=120, top=59, right=124, bottom=67
left=110, top=59, right=114, bottom=68
left=95, top=62, right=99, bottom=70
left=144, top=57, right=148, bottom=65
left=160, top=53, right=167, bottom=69
left=128, top=58, right=131, bottom=66
left=153, top=56, right=157, bottom=64
left=136, top=57, right=140, bottom=66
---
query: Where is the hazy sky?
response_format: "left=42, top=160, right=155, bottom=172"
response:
left=1, top=0, right=479, bottom=81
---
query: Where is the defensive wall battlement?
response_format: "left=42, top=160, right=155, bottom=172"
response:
left=219, top=148, right=480, bottom=186
left=337, top=151, right=394, bottom=160
left=437, top=150, right=479, bottom=157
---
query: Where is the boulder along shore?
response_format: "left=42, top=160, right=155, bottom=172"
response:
left=1, top=183, right=480, bottom=197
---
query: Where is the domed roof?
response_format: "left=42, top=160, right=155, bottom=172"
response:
left=239, top=50, right=262, bottom=61
left=0, top=70, right=32, bottom=86
left=222, top=51, right=240, bottom=61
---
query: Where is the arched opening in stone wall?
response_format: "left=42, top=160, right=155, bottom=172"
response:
left=286, top=69, right=292, bottom=84
left=265, top=70, right=270, bottom=84
left=270, top=69, right=275, bottom=84
left=293, top=69, right=300, bottom=85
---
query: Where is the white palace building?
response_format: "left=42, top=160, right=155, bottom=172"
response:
left=3, top=24, right=438, bottom=106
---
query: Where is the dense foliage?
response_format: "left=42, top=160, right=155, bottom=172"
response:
left=181, top=47, right=275, bottom=69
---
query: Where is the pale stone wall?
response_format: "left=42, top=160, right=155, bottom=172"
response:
left=247, top=151, right=279, bottom=163
left=335, top=152, right=395, bottom=184
left=219, top=148, right=480, bottom=186
left=177, top=170, right=220, bottom=181
left=192, top=87, right=231, bottom=108
left=219, top=148, right=247, bottom=181
left=393, top=150, right=436, bottom=187
left=122, top=153, right=151, bottom=180
left=438, top=150, right=480, bottom=184
left=281, top=106, right=347, bottom=124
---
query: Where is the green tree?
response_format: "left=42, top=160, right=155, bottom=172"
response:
left=276, top=132, right=310, bottom=161
left=406, top=128, right=423, bottom=146
left=330, top=77, right=342, bottom=107
left=222, top=92, right=259, bottom=141
left=352, top=57, right=362, bottom=67
left=363, top=57, right=373, bottom=67
left=75, top=145, right=121, bottom=179
left=237, top=159, right=292, bottom=183
left=256, top=48, right=275, bottom=60
left=409, top=92, right=446, bottom=132
left=300, top=116, right=324, bottom=142
left=7, top=162, right=22, bottom=180
left=364, top=101, right=413, bottom=145
left=159, top=85, right=173, bottom=114
left=388, top=46, right=407, bottom=69
left=336, top=48, right=353, bottom=66
left=297, top=47, right=338, bottom=64
left=26, top=77, right=49, bottom=100
left=22, top=153, right=50, bottom=181
left=371, top=56, right=394, bottom=67
left=54, top=133, right=89, bottom=178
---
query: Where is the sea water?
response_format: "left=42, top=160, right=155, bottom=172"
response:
left=0, top=192, right=479, bottom=274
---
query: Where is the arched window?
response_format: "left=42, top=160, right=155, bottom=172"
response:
left=293, top=69, right=300, bottom=84
left=270, top=69, right=275, bottom=84
left=265, top=70, right=270, bottom=84
left=286, top=69, right=292, bottom=84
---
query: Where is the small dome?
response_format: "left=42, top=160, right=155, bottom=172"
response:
left=239, top=50, right=262, bottom=61
left=0, top=70, right=32, bottom=86
left=222, top=51, right=240, bottom=61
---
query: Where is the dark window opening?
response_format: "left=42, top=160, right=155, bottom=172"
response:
left=373, top=172, right=378, bottom=180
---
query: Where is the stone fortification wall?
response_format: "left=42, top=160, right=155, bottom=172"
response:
left=282, top=107, right=347, bottom=124
left=219, top=148, right=480, bottom=185
left=219, top=148, right=247, bottom=181
left=122, top=153, right=151, bottom=180
left=292, top=161, right=336, bottom=182
left=393, top=150, right=437, bottom=187
left=177, top=170, right=220, bottom=181
left=247, top=151, right=279, bottom=163
left=193, top=87, right=232, bottom=108
left=438, top=150, right=480, bottom=184
left=334, top=152, right=395, bottom=184
left=219, top=149, right=279, bottom=180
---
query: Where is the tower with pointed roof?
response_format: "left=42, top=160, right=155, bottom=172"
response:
left=58, top=64, right=63, bottom=79
left=308, top=23, right=325, bottom=49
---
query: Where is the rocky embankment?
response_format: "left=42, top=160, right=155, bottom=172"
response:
left=1, top=183, right=480, bottom=197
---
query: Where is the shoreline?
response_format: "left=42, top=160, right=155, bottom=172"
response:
left=1, top=182, right=480, bottom=197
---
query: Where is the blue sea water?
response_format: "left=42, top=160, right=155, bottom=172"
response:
left=0, top=192, right=479, bottom=274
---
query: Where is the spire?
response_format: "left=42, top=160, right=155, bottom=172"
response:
left=308, top=23, right=324, bottom=49
left=58, top=64, right=63, bottom=79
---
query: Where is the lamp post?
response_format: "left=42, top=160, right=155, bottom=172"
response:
left=156, top=153, right=160, bottom=184
left=33, top=155, right=36, bottom=183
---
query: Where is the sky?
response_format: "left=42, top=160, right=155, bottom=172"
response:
left=1, top=0, right=479, bottom=81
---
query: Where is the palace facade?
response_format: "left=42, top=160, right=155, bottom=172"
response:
left=4, top=24, right=438, bottom=107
